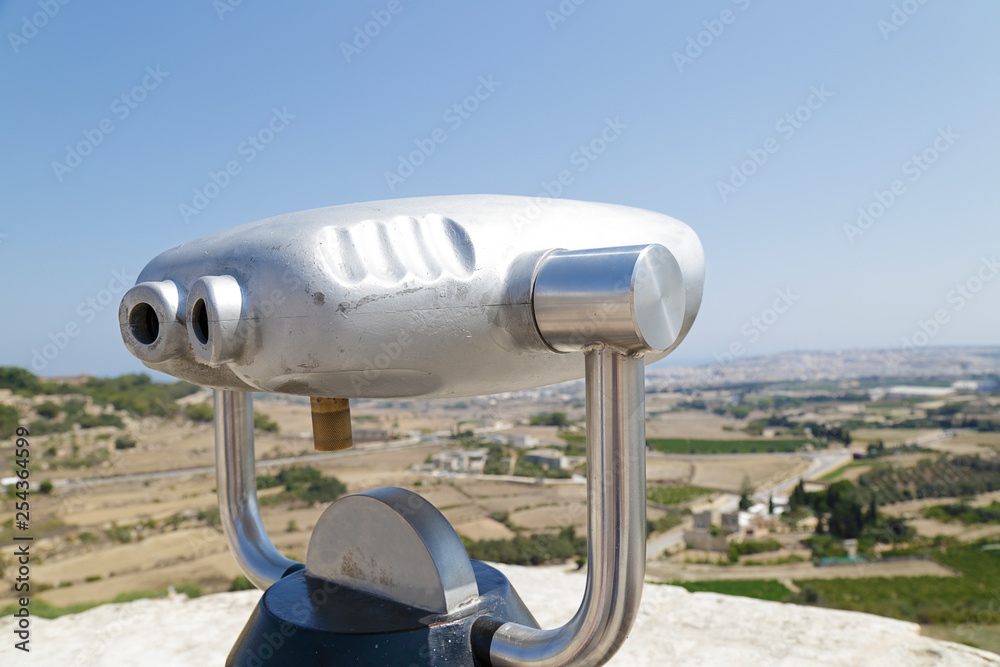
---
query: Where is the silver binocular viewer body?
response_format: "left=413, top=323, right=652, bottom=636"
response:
left=119, top=195, right=705, bottom=667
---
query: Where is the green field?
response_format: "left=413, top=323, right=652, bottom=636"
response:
left=0, top=583, right=203, bottom=620
left=646, top=485, right=714, bottom=506
left=850, top=428, right=925, bottom=444
left=660, top=579, right=793, bottom=602
left=818, top=460, right=875, bottom=482
left=646, top=438, right=815, bottom=454
left=922, top=624, right=1000, bottom=654
left=794, top=542, right=1000, bottom=624
left=921, top=501, right=1000, bottom=526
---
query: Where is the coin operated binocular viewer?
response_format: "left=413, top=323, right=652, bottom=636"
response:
left=119, top=195, right=704, bottom=667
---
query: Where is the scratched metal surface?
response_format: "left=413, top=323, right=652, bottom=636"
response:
left=121, top=195, right=705, bottom=398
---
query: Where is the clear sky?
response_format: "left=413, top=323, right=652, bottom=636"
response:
left=1, top=1, right=997, bottom=380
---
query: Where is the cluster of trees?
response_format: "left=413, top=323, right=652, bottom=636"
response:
left=0, top=367, right=199, bottom=419
left=858, top=455, right=1000, bottom=504
left=790, top=480, right=879, bottom=539
left=18, top=397, right=125, bottom=436
left=185, top=404, right=213, bottom=422
left=799, top=421, right=851, bottom=445
left=864, top=441, right=931, bottom=459
left=513, top=457, right=571, bottom=479
left=713, top=405, right=750, bottom=419
left=257, top=466, right=345, bottom=506
left=922, top=501, right=1000, bottom=526
left=478, top=441, right=508, bottom=475
left=0, top=404, right=19, bottom=439
left=742, top=413, right=850, bottom=445
left=462, top=526, right=586, bottom=566
left=253, top=412, right=279, bottom=433
left=185, top=402, right=277, bottom=432
left=528, top=411, right=570, bottom=427
left=728, top=538, right=782, bottom=563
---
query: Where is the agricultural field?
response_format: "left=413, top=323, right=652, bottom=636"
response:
left=922, top=624, right=1000, bottom=656
left=646, top=485, right=714, bottom=506
left=857, top=455, right=1000, bottom=504
left=3, top=362, right=1000, bottom=653
left=661, top=578, right=793, bottom=602
left=646, top=438, right=817, bottom=455
left=794, top=542, right=1000, bottom=625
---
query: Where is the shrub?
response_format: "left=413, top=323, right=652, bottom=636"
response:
left=463, top=527, right=585, bottom=566
left=229, top=575, right=255, bottom=592
left=528, top=412, right=569, bottom=427
left=104, top=525, right=132, bottom=544
left=0, top=405, right=21, bottom=439
left=254, top=412, right=279, bottom=432
left=197, top=508, right=221, bottom=527
left=114, top=437, right=137, bottom=450
left=27, top=418, right=72, bottom=435
left=257, top=466, right=345, bottom=506
left=35, top=401, right=61, bottom=419
left=728, top=538, right=783, bottom=562
left=77, top=413, right=124, bottom=429
left=174, top=583, right=203, bottom=599
left=185, top=403, right=214, bottom=422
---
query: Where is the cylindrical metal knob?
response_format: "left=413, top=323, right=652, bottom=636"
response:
left=531, top=244, right=686, bottom=354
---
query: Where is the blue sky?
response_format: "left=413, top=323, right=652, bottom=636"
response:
left=1, top=1, right=998, bottom=380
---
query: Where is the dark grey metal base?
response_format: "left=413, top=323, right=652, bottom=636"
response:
left=227, top=561, right=537, bottom=667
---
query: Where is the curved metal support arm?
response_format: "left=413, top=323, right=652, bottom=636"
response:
left=477, top=348, right=647, bottom=667
left=215, top=389, right=301, bottom=589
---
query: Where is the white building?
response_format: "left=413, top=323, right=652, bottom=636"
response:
left=522, top=448, right=566, bottom=470
left=509, top=435, right=539, bottom=449
left=430, top=448, right=489, bottom=474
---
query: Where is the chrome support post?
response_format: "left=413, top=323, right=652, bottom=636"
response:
left=214, top=389, right=300, bottom=589
left=478, top=347, right=646, bottom=667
